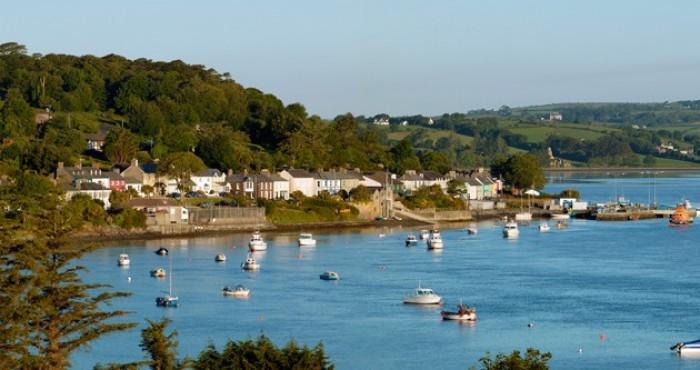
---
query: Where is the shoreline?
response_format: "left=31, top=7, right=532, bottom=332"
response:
left=545, top=167, right=700, bottom=172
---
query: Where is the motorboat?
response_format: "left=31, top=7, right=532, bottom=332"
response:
left=538, top=223, right=550, bottom=232
left=215, top=253, right=227, bottom=262
left=403, top=282, right=442, bottom=305
left=248, top=231, right=268, bottom=251
left=298, top=233, right=317, bottom=247
left=241, top=255, right=261, bottom=271
left=671, top=339, right=700, bottom=355
left=156, top=295, right=179, bottom=307
left=320, top=271, right=340, bottom=280
left=427, top=230, right=444, bottom=249
left=467, top=227, right=478, bottom=235
left=150, top=267, right=166, bottom=278
left=556, top=221, right=568, bottom=229
left=117, top=253, right=130, bottom=267
left=155, top=247, right=168, bottom=256
left=419, top=230, right=430, bottom=240
left=670, top=204, right=691, bottom=226
left=441, top=301, right=477, bottom=321
left=156, top=259, right=178, bottom=308
left=223, top=284, right=250, bottom=298
left=405, top=234, right=418, bottom=247
left=502, top=220, right=519, bottom=239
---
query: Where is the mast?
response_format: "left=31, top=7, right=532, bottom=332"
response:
left=169, top=255, right=173, bottom=297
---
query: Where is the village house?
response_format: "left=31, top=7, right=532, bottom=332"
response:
left=421, top=170, right=449, bottom=191
left=63, top=182, right=112, bottom=209
left=55, top=162, right=111, bottom=189
left=337, top=170, right=364, bottom=193
left=227, top=171, right=289, bottom=200
left=315, top=171, right=343, bottom=195
left=279, top=169, right=316, bottom=197
left=398, top=170, right=427, bottom=193
left=120, top=159, right=158, bottom=188
left=191, top=168, right=226, bottom=194
left=126, top=198, right=189, bottom=225
left=85, top=132, right=107, bottom=151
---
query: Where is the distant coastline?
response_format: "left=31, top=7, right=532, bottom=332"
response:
left=545, top=167, right=700, bottom=172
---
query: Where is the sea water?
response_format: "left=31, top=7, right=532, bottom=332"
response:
left=71, top=172, right=700, bottom=369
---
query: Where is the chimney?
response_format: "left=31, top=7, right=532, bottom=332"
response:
left=261, top=169, right=270, bottom=175
left=57, top=162, right=64, bottom=170
left=243, top=169, right=248, bottom=175
left=131, top=158, right=138, bottom=167
left=77, top=158, right=82, bottom=169
left=227, top=169, right=233, bottom=176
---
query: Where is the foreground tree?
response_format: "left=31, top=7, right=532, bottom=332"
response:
left=140, top=319, right=187, bottom=370
left=476, top=348, right=552, bottom=370
left=0, top=172, right=134, bottom=369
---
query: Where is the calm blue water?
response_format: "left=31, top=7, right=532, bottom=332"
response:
left=73, top=172, right=700, bottom=369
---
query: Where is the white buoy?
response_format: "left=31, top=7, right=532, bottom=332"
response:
left=127, top=276, right=132, bottom=283
left=528, top=322, right=534, bottom=328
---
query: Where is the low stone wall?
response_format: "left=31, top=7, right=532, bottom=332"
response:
left=188, top=207, right=266, bottom=225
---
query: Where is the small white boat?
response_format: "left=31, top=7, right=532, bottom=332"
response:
left=248, top=231, right=268, bottom=251
left=503, top=220, right=519, bottom=239
left=155, top=247, right=168, bottom=256
left=156, top=259, right=178, bottom=308
left=117, top=253, right=130, bottom=266
left=241, top=255, right=261, bottom=271
left=320, top=271, right=340, bottom=280
left=551, top=213, right=570, bottom=220
left=419, top=230, right=430, bottom=240
left=440, top=301, right=477, bottom=321
left=298, top=233, right=317, bottom=247
left=215, top=253, right=227, bottom=262
left=405, top=234, right=418, bottom=247
left=150, top=267, right=166, bottom=278
left=672, top=339, right=700, bottom=355
left=556, top=221, right=568, bottom=229
left=467, top=227, right=478, bottom=235
left=223, top=284, right=250, bottom=298
left=538, top=223, right=550, bottom=232
left=427, top=230, right=444, bottom=249
left=403, top=282, right=442, bottom=305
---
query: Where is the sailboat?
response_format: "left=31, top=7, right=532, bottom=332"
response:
left=156, top=256, right=179, bottom=307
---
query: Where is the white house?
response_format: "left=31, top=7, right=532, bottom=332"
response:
left=191, top=168, right=226, bottom=194
left=315, top=171, right=343, bottom=195
left=279, top=169, right=316, bottom=197
left=63, top=182, right=112, bottom=209
left=266, top=173, right=290, bottom=200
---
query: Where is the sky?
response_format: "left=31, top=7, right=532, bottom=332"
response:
left=2, top=1, right=700, bottom=118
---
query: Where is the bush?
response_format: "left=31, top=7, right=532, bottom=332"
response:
left=477, top=348, right=551, bottom=370
left=112, top=208, right=146, bottom=230
left=349, top=185, right=372, bottom=203
left=558, top=188, right=580, bottom=199
left=64, top=194, right=108, bottom=227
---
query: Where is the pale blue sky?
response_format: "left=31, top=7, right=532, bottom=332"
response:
left=2, top=1, right=699, bottom=117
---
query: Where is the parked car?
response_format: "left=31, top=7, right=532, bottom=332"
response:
left=215, top=200, right=238, bottom=207
left=199, top=202, right=212, bottom=208
left=185, top=191, right=199, bottom=198
left=167, top=192, right=180, bottom=198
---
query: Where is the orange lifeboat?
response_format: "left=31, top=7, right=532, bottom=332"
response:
left=670, top=205, right=690, bottom=225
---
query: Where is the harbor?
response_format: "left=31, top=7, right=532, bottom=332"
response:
left=71, top=171, right=700, bottom=370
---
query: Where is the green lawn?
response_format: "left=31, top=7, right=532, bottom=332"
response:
left=637, top=154, right=700, bottom=168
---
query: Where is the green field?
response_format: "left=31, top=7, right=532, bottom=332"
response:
left=637, top=154, right=700, bottom=168
left=508, top=123, right=614, bottom=143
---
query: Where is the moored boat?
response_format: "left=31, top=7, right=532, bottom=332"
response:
left=556, top=220, right=568, bottom=229
left=248, top=231, right=268, bottom=251
left=427, top=230, right=444, bottom=249
left=215, top=253, right=227, bottom=262
left=298, top=233, right=317, bottom=247
left=502, top=220, right=519, bottom=239
left=156, top=258, right=178, bottom=307
left=441, top=301, right=477, bottom=321
left=671, top=339, right=700, bottom=355
left=223, top=284, right=250, bottom=298
left=551, top=213, right=570, bottom=221
left=117, top=253, right=130, bottom=266
left=467, top=227, right=478, bottom=235
left=670, top=204, right=691, bottom=226
left=241, top=255, right=261, bottom=271
left=320, top=271, right=340, bottom=280
left=538, top=223, right=550, bottom=232
left=403, top=282, right=442, bottom=305
left=155, top=247, right=169, bottom=256
left=150, top=267, right=166, bottom=278
left=405, top=234, right=418, bottom=247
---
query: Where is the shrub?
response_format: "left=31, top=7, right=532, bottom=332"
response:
left=112, top=208, right=146, bottom=230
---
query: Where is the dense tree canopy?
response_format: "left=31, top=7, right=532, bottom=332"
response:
left=492, top=153, right=546, bottom=190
